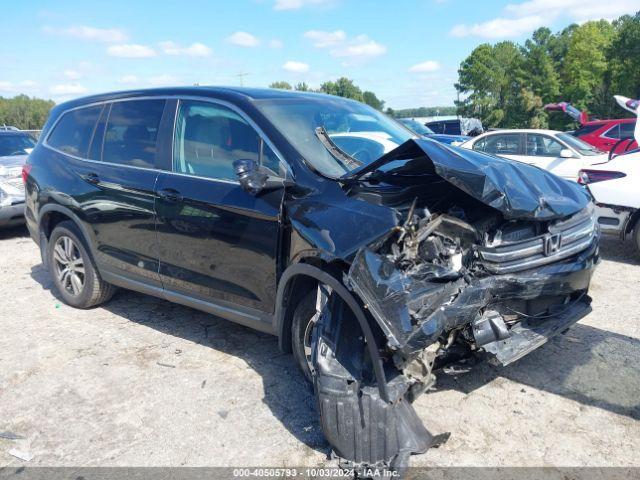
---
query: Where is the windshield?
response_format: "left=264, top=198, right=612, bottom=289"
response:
left=0, top=133, right=36, bottom=156
left=557, top=133, right=602, bottom=156
left=398, top=119, right=435, bottom=136
left=254, top=96, right=415, bottom=177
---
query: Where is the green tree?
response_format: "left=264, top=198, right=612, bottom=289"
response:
left=319, top=77, right=364, bottom=101
left=294, top=82, right=310, bottom=91
left=455, top=41, right=524, bottom=127
left=563, top=20, right=615, bottom=118
left=268, top=81, right=292, bottom=90
left=521, top=28, right=561, bottom=105
left=0, top=95, right=55, bottom=130
left=610, top=12, right=640, bottom=99
left=362, top=91, right=385, bottom=111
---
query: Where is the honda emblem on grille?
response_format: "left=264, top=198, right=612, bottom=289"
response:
left=544, top=233, right=562, bottom=256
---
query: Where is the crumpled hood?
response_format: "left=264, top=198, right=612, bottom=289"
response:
left=343, top=138, right=590, bottom=221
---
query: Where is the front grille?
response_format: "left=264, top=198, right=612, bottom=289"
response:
left=477, top=207, right=598, bottom=274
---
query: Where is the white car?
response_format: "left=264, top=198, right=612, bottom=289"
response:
left=578, top=95, right=640, bottom=254
left=460, top=129, right=608, bottom=180
left=579, top=152, right=640, bottom=253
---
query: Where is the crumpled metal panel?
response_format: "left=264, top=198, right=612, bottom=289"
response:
left=348, top=240, right=598, bottom=363
left=343, top=138, right=591, bottom=221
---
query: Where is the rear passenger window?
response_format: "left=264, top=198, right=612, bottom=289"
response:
left=483, top=134, right=521, bottom=155
left=47, top=105, right=102, bottom=157
left=103, top=100, right=165, bottom=168
left=173, top=100, right=280, bottom=181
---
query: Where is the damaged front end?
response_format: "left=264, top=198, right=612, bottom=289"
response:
left=310, top=139, right=599, bottom=474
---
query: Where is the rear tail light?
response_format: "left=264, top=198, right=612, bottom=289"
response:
left=578, top=169, right=626, bottom=185
left=22, top=164, right=32, bottom=184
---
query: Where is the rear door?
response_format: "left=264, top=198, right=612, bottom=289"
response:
left=154, top=98, right=286, bottom=317
left=55, top=99, right=167, bottom=286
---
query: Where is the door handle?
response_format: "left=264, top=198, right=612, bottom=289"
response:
left=157, top=188, right=183, bottom=202
left=83, top=172, right=100, bottom=184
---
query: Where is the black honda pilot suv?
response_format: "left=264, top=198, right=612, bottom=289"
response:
left=24, top=87, right=599, bottom=473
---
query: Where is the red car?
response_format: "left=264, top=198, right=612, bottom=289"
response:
left=545, top=102, right=637, bottom=154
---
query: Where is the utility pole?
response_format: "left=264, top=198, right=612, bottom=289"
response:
left=236, top=72, right=249, bottom=87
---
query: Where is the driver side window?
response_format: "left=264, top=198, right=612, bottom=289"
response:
left=525, top=134, right=563, bottom=157
left=173, top=100, right=281, bottom=181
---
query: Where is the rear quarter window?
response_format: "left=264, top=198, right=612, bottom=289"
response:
left=47, top=105, right=103, bottom=157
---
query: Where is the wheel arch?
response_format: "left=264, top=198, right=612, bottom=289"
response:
left=38, top=204, right=97, bottom=268
left=275, top=260, right=391, bottom=402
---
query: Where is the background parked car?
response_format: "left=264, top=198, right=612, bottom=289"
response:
left=425, top=116, right=484, bottom=137
left=398, top=118, right=469, bottom=145
left=579, top=152, right=640, bottom=254
left=460, top=129, right=608, bottom=180
left=0, top=128, right=34, bottom=227
left=544, top=101, right=637, bottom=152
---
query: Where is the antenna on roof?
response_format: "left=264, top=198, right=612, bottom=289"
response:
left=236, top=72, right=249, bottom=87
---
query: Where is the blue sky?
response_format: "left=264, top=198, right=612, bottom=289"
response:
left=0, top=0, right=637, bottom=108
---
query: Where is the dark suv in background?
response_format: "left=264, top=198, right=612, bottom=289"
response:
left=24, top=87, right=599, bottom=474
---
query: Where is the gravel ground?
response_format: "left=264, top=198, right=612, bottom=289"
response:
left=0, top=225, right=638, bottom=468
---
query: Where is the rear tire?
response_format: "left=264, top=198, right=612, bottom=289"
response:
left=634, top=225, right=640, bottom=256
left=48, top=221, right=116, bottom=309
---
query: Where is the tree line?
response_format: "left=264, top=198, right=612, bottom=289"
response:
left=0, top=95, right=55, bottom=130
left=455, top=11, right=640, bottom=130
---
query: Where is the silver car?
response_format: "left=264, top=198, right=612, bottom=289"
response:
left=0, top=130, right=35, bottom=227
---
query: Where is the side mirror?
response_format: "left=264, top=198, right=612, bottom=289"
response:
left=560, top=148, right=575, bottom=159
left=233, top=159, right=292, bottom=195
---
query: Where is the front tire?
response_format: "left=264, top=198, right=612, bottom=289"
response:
left=48, top=221, right=115, bottom=308
left=634, top=225, right=640, bottom=256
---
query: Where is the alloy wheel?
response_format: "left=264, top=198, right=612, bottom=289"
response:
left=53, top=235, right=85, bottom=296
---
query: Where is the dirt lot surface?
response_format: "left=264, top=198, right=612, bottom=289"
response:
left=0, top=225, right=638, bottom=468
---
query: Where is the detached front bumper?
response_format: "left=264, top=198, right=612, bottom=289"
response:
left=348, top=238, right=599, bottom=367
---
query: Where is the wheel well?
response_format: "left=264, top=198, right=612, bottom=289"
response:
left=624, top=209, right=640, bottom=238
left=277, top=258, right=349, bottom=353
left=41, top=211, right=73, bottom=239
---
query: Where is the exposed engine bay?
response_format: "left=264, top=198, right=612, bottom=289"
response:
left=307, top=139, right=599, bottom=476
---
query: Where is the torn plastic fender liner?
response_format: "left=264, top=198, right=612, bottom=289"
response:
left=312, top=290, right=447, bottom=473
left=347, top=240, right=598, bottom=365
left=343, top=138, right=590, bottom=221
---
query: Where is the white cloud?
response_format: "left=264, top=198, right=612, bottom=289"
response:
left=49, top=83, right=88, bottom=95
left=408, top=61, right=441, bottom=73
left=118, top=75, right=139, bottom=84
left=63, top=69, right=82, bottom=80
left=22, top=80, right=37, bottom=87
left=450, top=16, right=545, bottom=39
left=45, top=25, right=127, bottom=43
left=303, top=30, right=346, bottom=48
left=274, top=0, right=334, bottom=10
left=107, top=44, right=157, bottom=58
left=159, top=41, right=212, bottom=57
left=303, top=30, right=386, bottom=65
left=0, top=81, right=14, bottom=92
left=226, top=31, right=260, bottom=47
left=450, top=0, right=638, bottom=39
left=504, top=0, right=638, bottom=22
left=282, top=61, right=310, bottom=73
left=331, top=35, right=387, bottom=63
left=269, top=39, right=284, bottom=48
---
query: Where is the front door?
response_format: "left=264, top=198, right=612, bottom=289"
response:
left=524, top=133, right=577, bottom=179
left=154, top=99, right=285, bottom=315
